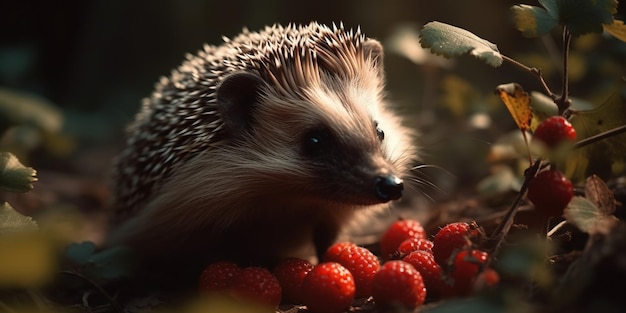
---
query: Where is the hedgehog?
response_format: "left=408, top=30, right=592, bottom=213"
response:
left=108, top=22, right=417, bottom=285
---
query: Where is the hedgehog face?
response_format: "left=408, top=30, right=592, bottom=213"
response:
left=215, top=52, right=406, bottom=206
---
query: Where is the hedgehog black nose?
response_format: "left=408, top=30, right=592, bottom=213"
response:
left=375, top=174, right=404, bottom=202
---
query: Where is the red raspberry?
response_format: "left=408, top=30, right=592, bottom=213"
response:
left=372, top=260, right=426, bottom=310
left=440, top=249, right=489, bottom=298
left=432, top=222, right=478, bottom=266
left=380, top=219, right=426, bottom=260
left=273, top=257, right=313, bottom=303
left=475, top=268, right=500, bottom=290
left=230, top=267, right=282, bottom=307
left=198, top=261, right=241, bottom=293
left=532, top=115, right=576, bottom=148
left=403, top=250, right=442, bottom=296
left=323, top=241, right=356, bottom=263
left=301, top=262, right=355, bottom=313
left=334, top=245, right=380, bottom=298
left=396, top=237, right=434, bottom=258
left=527, top=169, right=574, bottom=217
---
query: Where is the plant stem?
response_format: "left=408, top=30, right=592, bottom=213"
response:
left=502, top=55, right=556, bottom=100
left=557, top=27, right=572, bottom=115
left=485, top=159, right=543, bottom=254
left=573, top=124, right=626, bottom=149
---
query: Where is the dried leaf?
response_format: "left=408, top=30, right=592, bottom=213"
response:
left=603, top=19, right=626, bottom=42
left=496, top=83, right=533, bottom=131
left=584, top=175, right=616, bottom=215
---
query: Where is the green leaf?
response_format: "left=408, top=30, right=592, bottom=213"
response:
left=556, top=0, right=617, bottom=36
left=419, top=21, right=502, bottom=67
left=83, top=246, right=136, bottom=282
left=0, top=202, right=38, bottom=233
left=564, top=196, right=618, bottom=234
left=563, top=82, right=626, bottom=182
left=512, top=0, right=618, bottom=37
left=0, top=152, right=38, bottom=192
left=65, top=241, right=97, bottom=266
left=511, top=4, right=559, bottom=38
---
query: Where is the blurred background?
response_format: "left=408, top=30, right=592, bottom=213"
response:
left=1, top=0, right=625, bottom=240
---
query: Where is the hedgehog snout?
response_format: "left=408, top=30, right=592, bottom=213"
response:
left=374, top=173, right=404, bottom=202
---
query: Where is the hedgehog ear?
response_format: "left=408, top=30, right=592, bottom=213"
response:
left=363, top=39, right=385, bottom=78
left=216, top=71, right=265, bottom=135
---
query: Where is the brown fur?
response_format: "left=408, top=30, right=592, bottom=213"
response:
left=108, top=22, right=417, bottom=286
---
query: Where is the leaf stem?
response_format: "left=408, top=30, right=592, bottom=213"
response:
left=502, top=55, right=556, bottom=100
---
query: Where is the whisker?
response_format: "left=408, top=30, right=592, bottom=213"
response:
left=405, top=179, right=436, bottom=204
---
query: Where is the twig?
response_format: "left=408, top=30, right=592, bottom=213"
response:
left=557, top=27, right=572, bottom=115
left=502, top=54, right=556, bottom=100
left=547, top=220, right=568, bottom=238
left=573, top=124, right=626, bottom=149
left=485, top=159, right=543, bottom=255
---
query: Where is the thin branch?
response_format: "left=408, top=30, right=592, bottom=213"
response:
left=485, top=159, right=544, bottom=256
left=557, top=27, right=572, bottom=115
left=573, top=124, right=626, bottom=149
left=502, top=55, right=556, bottom=100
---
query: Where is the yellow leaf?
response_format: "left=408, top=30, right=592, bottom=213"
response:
left=496, top=83, right=533, bottom=131
left=603, top=19, right=626, bottom=42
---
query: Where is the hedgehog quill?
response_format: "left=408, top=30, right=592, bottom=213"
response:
left=108, top=22, right=417, bottom=285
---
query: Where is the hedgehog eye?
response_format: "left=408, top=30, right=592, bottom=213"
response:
left=302, top=128, right=332, bottom=156
left=375, top=122, right=385, bottom=141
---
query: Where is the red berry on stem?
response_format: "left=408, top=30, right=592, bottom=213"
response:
left=198, top=261, right=241, bottom=293
left=432, top=222, right=479, bottom=266
left=273, top=257, right=313, bottom=303
left=230, top=266, right=282, bottom=307
left=380, top=219, right=426, bottom=259
left=372, top=260, right=426, bottom=309
left=527, top=169, right=574, bottom=217
left=301, top=262, right=355, bottom=313
left=334, top=245, right=380, bottom=298
left=533, top=115, right=576, bottom=148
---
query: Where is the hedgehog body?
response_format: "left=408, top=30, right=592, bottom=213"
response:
left=109, top=22, right=416, bottom=284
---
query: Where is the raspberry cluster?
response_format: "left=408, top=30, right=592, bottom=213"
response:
left=197, top=219, right=500, bottom=312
